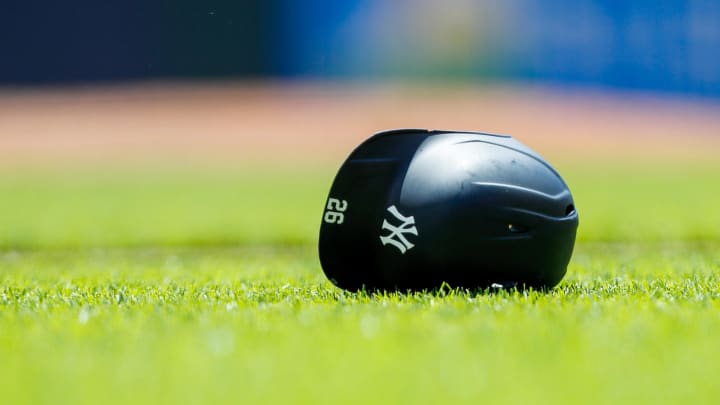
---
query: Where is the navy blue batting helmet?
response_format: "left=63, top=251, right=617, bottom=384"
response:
left=319, top=129, right=579, bottom=291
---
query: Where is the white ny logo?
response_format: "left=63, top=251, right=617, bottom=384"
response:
left=379, top=205, right=418, bottom=254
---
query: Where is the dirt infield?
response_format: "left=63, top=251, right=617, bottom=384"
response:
left=1, top=82, right=719, bottom=166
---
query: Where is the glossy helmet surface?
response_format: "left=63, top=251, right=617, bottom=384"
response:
left=319, top=129, right=579, bottom=291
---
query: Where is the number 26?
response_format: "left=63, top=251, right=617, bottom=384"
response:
left=324, top=198, right=347, bottom=224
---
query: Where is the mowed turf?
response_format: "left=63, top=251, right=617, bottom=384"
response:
left=1, top=161, right=719, bottom=404
left=0, top=161, right=718, bottom=248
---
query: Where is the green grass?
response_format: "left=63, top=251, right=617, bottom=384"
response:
left=0, top=166, right=333, bottom=248
left=0, top=162, right=718, bottom=249
left=1, top=244, right=718, bottom=404
left=1, top=162, right=719, bottom=404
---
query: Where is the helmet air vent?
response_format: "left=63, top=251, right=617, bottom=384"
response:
left=507, top=223, right=528, bottom=233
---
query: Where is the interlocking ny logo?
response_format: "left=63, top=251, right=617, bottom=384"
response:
left=379, top=205, right=418, bottom=254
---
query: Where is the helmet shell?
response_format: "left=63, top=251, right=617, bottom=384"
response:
left=318, top=129, right=579, bottom=291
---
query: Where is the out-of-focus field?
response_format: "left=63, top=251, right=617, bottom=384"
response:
left=1, top=83, right=719, bottom=404
left=2, top=82, right=720, bottom=165
left=0, top=163, right=718, bottom=248
left=1, top=83, right=719, bottom=247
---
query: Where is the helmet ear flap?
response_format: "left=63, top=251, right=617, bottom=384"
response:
left=319, top=129, right=578, bottom=292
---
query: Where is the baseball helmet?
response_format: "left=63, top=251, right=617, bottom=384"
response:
left=318, top=129, right=579, bottom=291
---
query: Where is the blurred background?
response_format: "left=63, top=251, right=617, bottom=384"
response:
left=3, top=0, right=720, bottom=92
left=1, top=0, right=719, bottom=247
